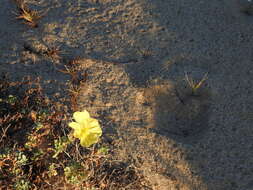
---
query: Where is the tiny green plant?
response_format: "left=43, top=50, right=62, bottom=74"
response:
left=14, top=179, right=31, bottom=190
left=6, top=95, right=18, bottom=105
left=64, top=162, right=88, bottom=185
left=185, top=72, right=208, bottom=96
left=53, top=136, right=71, bottom=158
left=15, top=151, right=28, bottom=166
left=97, top=146, right=109, bottom=155
left=12, top=152, right=28, bottom=176
left=137, top=47, right=153, bottom=59
left=48, top=163, right=58, bottom=177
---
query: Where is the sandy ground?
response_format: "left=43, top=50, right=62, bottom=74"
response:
left=1, top=0, right=253, bottom=189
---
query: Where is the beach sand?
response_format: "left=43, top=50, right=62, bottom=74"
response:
left=1, top=0, right=253, bottom=189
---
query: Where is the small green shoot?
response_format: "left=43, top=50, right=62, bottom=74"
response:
left=137, top=47, right=153, bottom=59
left=48, top=163, right=58, bottom=177
left=53, top=136, right=71, bottom=158
left=64, top=162, right=88, bottom=185
left=185, top=72, right=208, bottom=96
left=14, top=179, right=31, bottom=190
left=97, top=146, right=109, bottom=155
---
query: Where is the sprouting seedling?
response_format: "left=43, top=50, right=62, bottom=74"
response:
left=53, top=136, right=71, bottom=158
left=137, top=47, right=153, bottom=59
left=185, top=72, right=208, bottom=95
left=14, top=0, right=42, bottom=27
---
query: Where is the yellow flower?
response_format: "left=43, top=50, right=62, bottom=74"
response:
left=68, top=110, right=102, bottom=148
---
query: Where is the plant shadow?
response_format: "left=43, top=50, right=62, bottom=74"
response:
left=147, top=81, right=212, bottom=144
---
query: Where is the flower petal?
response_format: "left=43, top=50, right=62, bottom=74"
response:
left=87, top=119, right=102, bottom=136
left=73, top=110, right=90, bottom=124
left=80, top=133, right=100, bottom=148
left=73, top=128, right=82, bottom=139
left=68, top=122, right=81, bottom=130
left=70, top=110, right=102, bottom=148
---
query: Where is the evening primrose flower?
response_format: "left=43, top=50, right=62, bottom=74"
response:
left=68, top=110, right=102, bottom=148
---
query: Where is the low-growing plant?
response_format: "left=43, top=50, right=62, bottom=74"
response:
left=53, top=136, right=71, bottom=158
left=137, top=47, right=153, bottom=59
left=0, top=74, right=151, bottom=189
left=58, top=57, right=88, bottom=111
left=14, top=0, right=42, bottom=28
left=64, top=161, right=88, bottom=185
left=185, top=72, right=208, bottom=96
left=47, top=163, right=58, bottom=177
left=14, top=179, right=31, bottom=190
